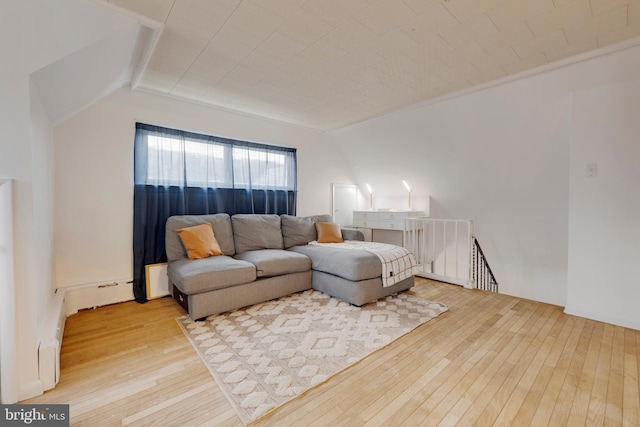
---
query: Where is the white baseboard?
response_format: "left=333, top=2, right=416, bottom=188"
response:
left=64, top=279, right=134, bottom=316
left=19, top=380, right=44, bottom=402
left=564, top=304, right=640, bottom=330
left=415, top=272, right=471, bottom=288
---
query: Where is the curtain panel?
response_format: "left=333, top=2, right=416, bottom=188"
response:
left=133, top=123, right=297, bottom=302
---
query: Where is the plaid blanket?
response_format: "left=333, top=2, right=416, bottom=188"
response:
left=309, top=240, right=418, bottom=287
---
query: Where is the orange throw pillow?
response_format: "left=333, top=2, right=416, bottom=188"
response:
left=315, top=222, right=344, bottom=243
left=176, top=223, right=223, bottom=260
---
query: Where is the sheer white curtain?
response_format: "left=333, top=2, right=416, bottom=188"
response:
left=136, top=131, right=296, bottom=192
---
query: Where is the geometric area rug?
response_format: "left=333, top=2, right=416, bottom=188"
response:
left=177, top=289, right=448, bottom=425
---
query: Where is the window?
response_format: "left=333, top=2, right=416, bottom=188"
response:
left=134, top=124, right=296, bottom=192
left=132, top=123, right=297, bottom=302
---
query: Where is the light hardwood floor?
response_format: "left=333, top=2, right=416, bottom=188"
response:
left=25, top=278, right=640, bottom=426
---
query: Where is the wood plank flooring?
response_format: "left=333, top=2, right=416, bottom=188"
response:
left=24, top=278, right=640, bottom=426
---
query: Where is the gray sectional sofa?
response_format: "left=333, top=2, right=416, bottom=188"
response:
left=165, top=213, right=414, bottom=319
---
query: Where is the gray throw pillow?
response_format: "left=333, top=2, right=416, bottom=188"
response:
left=231, top=214, right=284, bottom=254
left=281, top=214, right=332, bottom=248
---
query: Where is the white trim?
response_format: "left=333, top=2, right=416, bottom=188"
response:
left=135, top=86, right=325, bottom=133
left=564, top=304, right=640, bottom=331
left=64, top=279, right=134, bottom=316
left=87, top=0, right=166, bottom=30
left=415, top=272, right=472, bottom=288
left=49, top=81, right=131, bottom=128
left=131, top=26, right=164, bottom=90
left=18, top=381, right=44, bottom=402
left=0, top=180, right=18, bottom=404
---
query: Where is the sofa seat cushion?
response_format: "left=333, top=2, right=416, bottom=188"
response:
left=168, top=256, right=256, bottom=294
left=234, top=249, right=311, bottom=278
left=288, top=244, right=382, bottom=281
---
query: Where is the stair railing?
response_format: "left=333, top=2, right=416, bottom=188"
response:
left=472, top=239, right=499, bottom=292
left=404, top=218, right=498, bottom=292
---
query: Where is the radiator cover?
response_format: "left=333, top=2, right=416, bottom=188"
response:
left=38, top=290, right=66, bottom=391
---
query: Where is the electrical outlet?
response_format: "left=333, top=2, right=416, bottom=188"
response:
left=586, top=163, right=598, bottom=178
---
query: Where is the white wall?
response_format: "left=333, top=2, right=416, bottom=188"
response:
left=330, top=70, right=571, bottom=306
left=54, top=38, right=640, bottom=322
left=53, top=87, right=353, bottom=289
left=0, top=0, right=154, bottom=402
left=0, top=180, right=18, bottom=403
left=0, top=5, right=46, bottom=401
left=29, top=83, right=56, bottom=336
left=566, top=78, right=640, bottom=330
left=329, top=40, right=640, bottom=310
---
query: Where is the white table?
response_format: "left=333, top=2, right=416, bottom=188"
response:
left=352, top=210, right=425, bottom=246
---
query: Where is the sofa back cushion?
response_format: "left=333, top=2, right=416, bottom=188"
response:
left=231, top=214, right=284, bottom=254
left=166, top=214, right=235, bottom=261
left=280, top=214, right=332, bottom=248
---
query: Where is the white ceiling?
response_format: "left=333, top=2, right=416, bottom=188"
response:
left=105, top=0, right=640, bottom=130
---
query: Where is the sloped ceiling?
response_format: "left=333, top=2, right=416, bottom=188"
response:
left=30, top=0, right=161, bottom=126
left=31, top=24, right=157, bottom=126
left=105, top=0, right=640, bottom=130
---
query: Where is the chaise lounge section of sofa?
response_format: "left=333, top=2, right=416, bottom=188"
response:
left=165, top=213, right=414, bottom=319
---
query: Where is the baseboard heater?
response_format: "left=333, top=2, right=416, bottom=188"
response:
left=38, top=289, right=66, bottom=391
left=37, top=279, right=136, bottom=391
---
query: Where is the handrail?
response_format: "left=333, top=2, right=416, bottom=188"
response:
left=472, top=238, right=499, bottom=292
left=404, top=217, right=498, bottom=292
left=404, top=218, right=474, bottom=288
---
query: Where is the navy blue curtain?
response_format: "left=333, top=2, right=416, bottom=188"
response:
left=133, top=123, right=296, bottom=302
